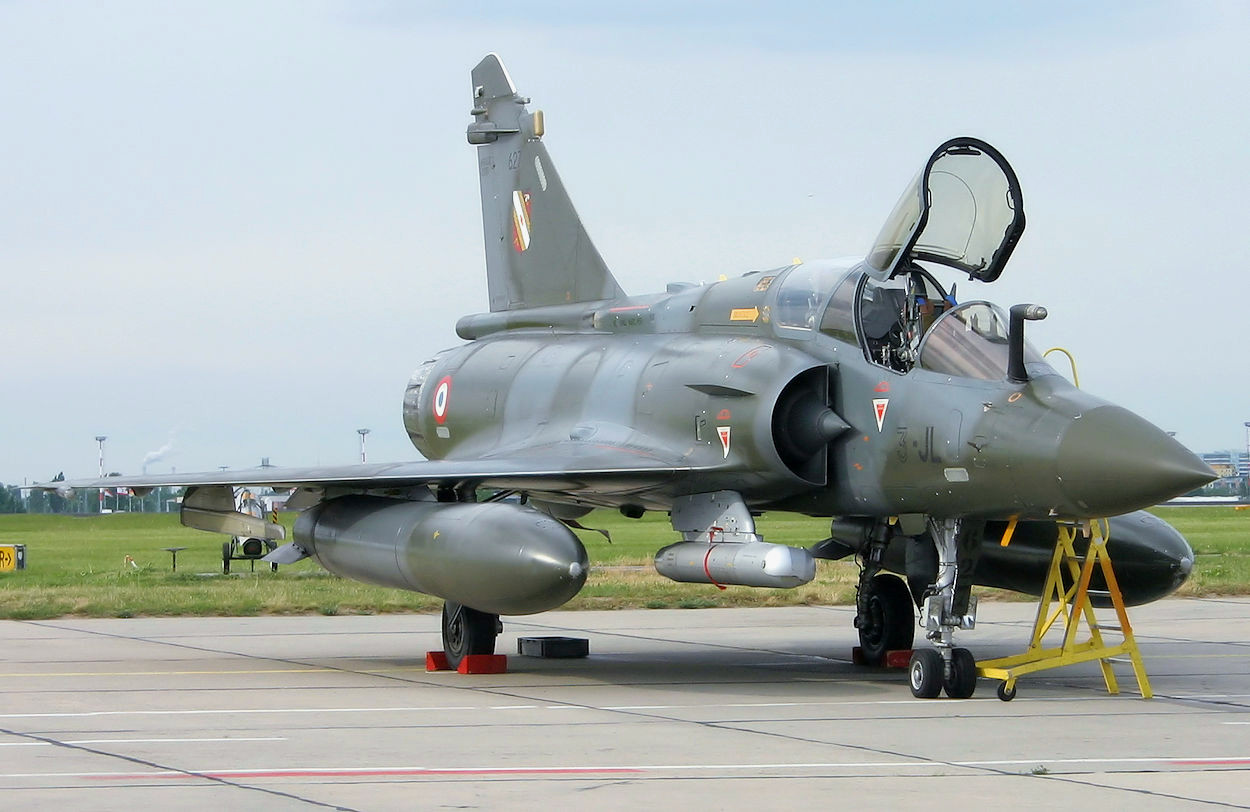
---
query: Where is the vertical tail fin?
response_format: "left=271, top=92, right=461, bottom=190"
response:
left=467, top=54, right=624, bottom=312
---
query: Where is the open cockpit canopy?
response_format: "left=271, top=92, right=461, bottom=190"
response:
left=865, top=138, right=1025, bottom=283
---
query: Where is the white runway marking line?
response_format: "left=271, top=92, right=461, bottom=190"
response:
left=0, top=667, right=372, bottom=678
left=0, top=737, right=285, bottom=747
left=0, top=706, right=477, bottom=719
left=4, top=755, right=1250, bottom=781
left=0, top=700, right=935, bottom=719
left=3, top=694, right=1248, bottom=720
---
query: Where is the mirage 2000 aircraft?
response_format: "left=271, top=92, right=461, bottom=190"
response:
left=49, top=54, right=1215, bottom=700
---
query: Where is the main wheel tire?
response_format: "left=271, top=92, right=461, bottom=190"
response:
left=222, top=541, right=231, bottom=575
left=858, top=574, right=916, bottom=665
left=943, top=647, right=977, bottom=699
left=441, top=601, right=499, bottom=668
left=909, top=649, right=943, bottom=698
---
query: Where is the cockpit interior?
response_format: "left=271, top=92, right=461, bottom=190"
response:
left=772, top=260, right=1047, bottom=381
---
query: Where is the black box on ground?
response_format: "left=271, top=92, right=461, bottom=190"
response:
left=517, top=636, right=589, bottom=658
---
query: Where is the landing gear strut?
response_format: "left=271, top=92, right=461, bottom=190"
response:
left=910, top=517, right=983, bottom=699
left=441, top=600, right=500, bottom=668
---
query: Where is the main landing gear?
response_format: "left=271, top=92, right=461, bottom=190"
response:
left=854, top=522, right=916, bottom=666
left=433, top=486, right=503, bottom=669
left=856, top=573, right=915, bottom=665
left=441, top=600, right=501, bottom=668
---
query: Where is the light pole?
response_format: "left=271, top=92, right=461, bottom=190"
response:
left=94, top=436, right=107, bottom=477
left=358, top=428, right=371, bottom=463
left=94, top=435, right=107, bottom=514
left=1243, top=422, right=1250, bottom=495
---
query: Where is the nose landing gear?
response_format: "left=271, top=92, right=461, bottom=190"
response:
left=910, top=517, right=983, bottom=698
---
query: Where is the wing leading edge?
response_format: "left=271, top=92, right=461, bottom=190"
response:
left=40, top=443, right=710, bottom=501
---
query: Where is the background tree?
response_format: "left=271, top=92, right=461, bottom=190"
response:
left=23, top=486, right=47, bottom=513
left=0, top=484, right=26, bottom=514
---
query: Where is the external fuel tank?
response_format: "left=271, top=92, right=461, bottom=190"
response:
left=295, top=496, right=588, bottom=615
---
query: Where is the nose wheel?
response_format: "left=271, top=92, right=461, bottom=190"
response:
left=908, top=649, right=943, bottom=698
left=944, top=647, right=977, bottom=698
left=909, top=647, right=977, bottom=699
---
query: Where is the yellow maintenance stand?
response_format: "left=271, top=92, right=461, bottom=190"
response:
left=977, top=519, right=1152, bottom=701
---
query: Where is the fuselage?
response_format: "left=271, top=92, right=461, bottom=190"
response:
left=403, top=260, right=1213, bottom=523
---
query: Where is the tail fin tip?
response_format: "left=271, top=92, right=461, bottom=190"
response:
left=471, top=53, right=517, bottom=105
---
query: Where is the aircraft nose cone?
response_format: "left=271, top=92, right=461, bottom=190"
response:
left=1057, top=406, right=1216, bottom=516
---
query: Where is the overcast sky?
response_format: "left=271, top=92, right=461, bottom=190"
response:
left=3, top=1, right=1248, bottom=485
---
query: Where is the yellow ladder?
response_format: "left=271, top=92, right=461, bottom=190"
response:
left=977, top=520, right=1153, bottom=701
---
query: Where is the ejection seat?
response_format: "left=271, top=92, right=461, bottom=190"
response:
left=860, top=286, right=908, bottom=371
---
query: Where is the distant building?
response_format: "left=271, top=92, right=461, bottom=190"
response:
left=1200, top=450, right=1249, bottom=479
left=1195, top=450, right=1249, bottom=500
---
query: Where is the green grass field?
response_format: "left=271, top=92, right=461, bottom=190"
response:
left=0, top=507, right=1246, bottom=619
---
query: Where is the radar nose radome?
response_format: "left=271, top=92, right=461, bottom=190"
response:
left=1057, top=406, right=1216, bottom=516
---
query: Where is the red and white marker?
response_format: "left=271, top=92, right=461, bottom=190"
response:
left=872, top=398, right=889, bottom=432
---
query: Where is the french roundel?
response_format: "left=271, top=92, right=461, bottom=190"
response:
left=433, top=376, right=452, bottom=424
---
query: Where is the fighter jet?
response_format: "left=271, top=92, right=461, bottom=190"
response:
left=47, top=54, right=1214, bottom=699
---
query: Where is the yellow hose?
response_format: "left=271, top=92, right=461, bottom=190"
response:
left=1044, top=347, right=1080, bottom=388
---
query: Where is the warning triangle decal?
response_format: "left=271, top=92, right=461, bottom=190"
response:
left=872, top=398, right=889, bottom=432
